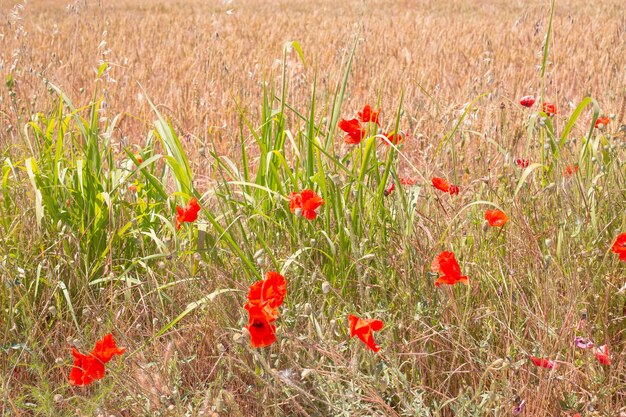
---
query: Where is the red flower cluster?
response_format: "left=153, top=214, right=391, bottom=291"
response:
left=349, top=314, right=383, bottom=352
left=338, top=104, right=380, bottom=145
left=432, top=177, right=459, bottom=195
left=244, top=272, right=287, bottom=348
left=519, top=96, right=536, bottom=108
left=69, top=334, right=125, bottom=386
left=432, top=251, right=468, bottom=287
left=612, top=233, right=626, bottom=261
left=175, top=198, right=201, bottom=229
left=289, top=189, right=324, bottom=220
left=485, top=209, right=509, bottom=227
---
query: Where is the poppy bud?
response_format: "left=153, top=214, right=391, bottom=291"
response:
left=53, top=394, right=63, bottom=403
left=482, top=220, right=489, bottom=232
left=321, top=281, right=331, bottom=294
left=240, top=327, right=250, bottom=342
left=545, top=238, right=553, bottom=248
left=303, top=303, right=312, bottom=315
left=295, top=207, right=302, bottom=217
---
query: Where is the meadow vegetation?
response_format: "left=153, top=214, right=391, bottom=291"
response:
left=1, top=0, right=625, bottom=416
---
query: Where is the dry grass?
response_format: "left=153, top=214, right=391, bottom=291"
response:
left=1, top=1, right=626, bottom=416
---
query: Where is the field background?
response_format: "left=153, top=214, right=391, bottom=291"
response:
left=1, top=0, right=626, bottom=416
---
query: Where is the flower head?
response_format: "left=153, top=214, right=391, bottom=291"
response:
left=563, top=164, right=579, bottom=178
left=348, top=314, right=383, bottom=352
left=485, top=209, right=509, bottom=227
left=432, top=177, right=459, bottom=195
left=357, top=104, right=380, bottom=125
left=384, top=182, right=395, bottom=196
left=542, top=102, right=557, bottom=116
left=400, top=177, right=416, bottom=186
left=246, top=304, right=278, bottom=348
left=432, top=177, right=450, bottom=192
left=69, top=334, right=125, bottom=386
left=574, top=336, right=594, bottom=350
left=611, top=233, right=626, bottom=261
left=432, top=251, right=468, bottom=287
left=338, top=118, right=366, bottom=145
left=91, top=334, right=126, bottom=363
left=175, top=198, right=201, bottom=230
left=245, top=271, right=287, bottom=321
left=594, top=345, right=610, bottom=365
left=530, top=355, right=557, bottom=369
left=383, top=131, right=406, bottom=146
left=594, top=116, right=610, bottom=129
left=289, top=190, right=324, bottom=220
left=244, top=272, right=286, bottom=348
left=520, top=96, right=536, bottom=108
left=516, top=158, right=529, bottom=168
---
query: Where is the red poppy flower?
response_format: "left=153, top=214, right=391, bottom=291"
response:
left=383, top=131, right=406, bottom=146
left=516, top=158, right=529, bottom=168
left=289, top=190, right=324, bottom=220
left=529, top=356, right=557, bottom=369
left=611, top=233, right=626, bottom=261
left=563, top=164, right=579, bottom=178
left=69, top=348, right=105, bottom=386
left=246, top=304, right=277, bottom=348
left=91, top=334, right=126, bottom=363
left=245, top=271, right=287, bottom=321
left=594, top=345, right=610, bottom=366
left=244, top=272, right=286, bottom=348
left=485, top=209, right=509, bottom=227
left=432, top=251, right=468, bottom=287
left=542, top=102, right=557, bottom=116
left=357, top=104, right=380, bottom=125
left=432, top=177, right=450, bottom=193
left=175, top=198, right=201, bottom=230
left=384, top=182, right=395, bottom=196
left=432, top=177, right=459, bottom=195
left=400, top=177, right=416, bottom=186
left=520, top=96, right=536, bottom=108
left=69, top=334, right=125, bottom=386
left=594, top=117, right=610, bottom=129
left=348, top=314, right=383, bottom=353
left=338, top=118, right=366, bottom=145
